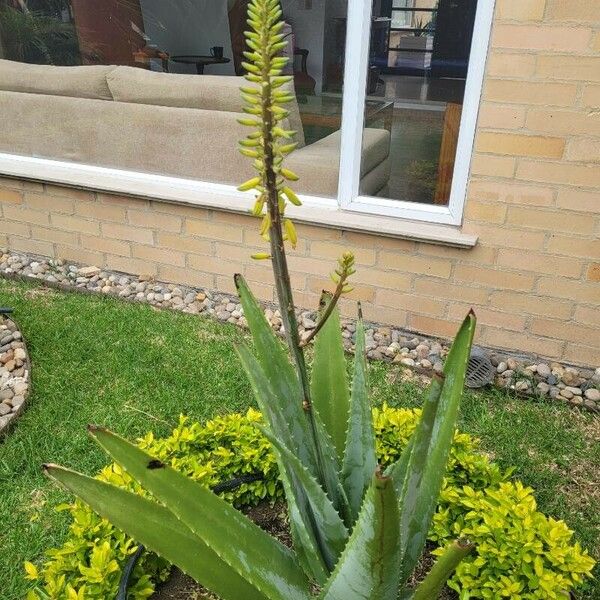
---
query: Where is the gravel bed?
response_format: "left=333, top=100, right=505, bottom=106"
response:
left=0, top=249, right=598, bottom=415
left=0, top=311, right=30, bottom=435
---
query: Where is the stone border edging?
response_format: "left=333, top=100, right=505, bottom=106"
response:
left=0, top=249, right=598, bottom=414
left=0, top=313, right=31, bottom=435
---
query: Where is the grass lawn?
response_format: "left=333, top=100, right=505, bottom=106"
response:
left=0, top=278, right=598, bottom=599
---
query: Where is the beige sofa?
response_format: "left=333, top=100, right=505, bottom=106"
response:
left=0, top=60, right=390, bottom=197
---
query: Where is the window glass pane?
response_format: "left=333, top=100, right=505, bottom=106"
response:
left=362, top=0, right=476, bottom=205
left=0, top=1, right=348, bottom=199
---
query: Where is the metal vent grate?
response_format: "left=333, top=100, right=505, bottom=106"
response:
left=466, top=347, right=495, bottom=389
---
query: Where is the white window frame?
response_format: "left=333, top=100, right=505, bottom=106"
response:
left=0, top=0, right=495, bottom=233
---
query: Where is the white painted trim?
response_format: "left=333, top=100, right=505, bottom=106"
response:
left=346, top=0, right=495, bottom=226
left=0, top=152, right=477, bottom=247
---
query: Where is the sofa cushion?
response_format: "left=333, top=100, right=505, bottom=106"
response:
left=0, top=59, right=113, bottom=100
left=106, top=66, right=305, bottom=147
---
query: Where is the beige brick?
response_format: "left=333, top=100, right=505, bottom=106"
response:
left=516, top=160, right=600, bottom=188
left=546, top=0, right=598, bottom=22
left=51, top=213, right=99, bottom=235
left=497, top=248, right=583, bottom=278
left=0, top=188, right=24, bottom=205
left=489, top=290, right=574, bottom=320
left=186, top=219, right=243, bottom=243
left=0, top=221, right=30, bottom=237
left=128, top=210, right=182, bottom=232
left=375, top=289, right=447, bottom=317
left=4, top=205, right=50, bottom=226
left=477, top=103, right=526, bottom=129
left=482, top=328, right=564, bottom=359
left=45, top=184, right=94, bottom=202
left=454, top=264, right=535, bottom=291
left=470, top=153, right=516, bottom=177
left=408, top=314, right=461, bottom=339
left=98, top=192, right=149, bottom=210
left=526, top=109, right=600, bottom=136
left=592, top=31, right=600, bottom=53
left=556, top=189, right=599, bottom=213
left=106, top=255, right=157, bottom=277
left=449, top=304, right=526, bottom=331
left=486, top=53, right=537, bottom=78
left=563, top=343, right=600, bottom=367
left=587, top=263, right=600, bottom=282
left=414, top=278, right=490, bottom=305
left=242, top=229, right=308, bottom=255
left=341, top=231, right=417, bottom=253
left=361, top=304, right=408, bottom=328
left=75, top=202, right=126, bottom=222
left=216, top=274, right=273, bottom=302
left=158, top=265, right=214, bottom=289
left=310, top=240, right=375, bottom=266
left=0, top=177, right=23, bottom=190
left=216, top=242, right=270, bottom=265
left=496, top=0, right=546, bottom=21
left=291, top=290, right=323, bottom=312
left=286, top=255, right=339, bottom=277
left=536, top=55, right=600, bottom=82
left=30, top=226, right=77, bottom=247
left=10, top=237, right=54, bottom=257
left=152, top=201, right=210, bottom=220
left=467, top=180, right=555, bottom=207
left=211, top=210, right=254, bottom=228
left=462, top=223, right=546, bottom=250
left=157, top=232, right=212, bottom=256
left=546, top=234, right=600, bottom=259
left=378, top=252, right=451, bottom=278
left=417, top=241, right=497, bottom=265
left=188, top=253, right=240, bottom=276
left=295, top=223, right=343, bottom=242
left=484, top=79, right=578, bottom=106
left=353, top=268, right=413, bottom=292
left=493, top=24, right=592, bottom=52
left=530, top=318, right=597, bottom=344
left=132, top=245, right=186, bottom=267
left=81, top=235, right=131, bottom=257
left=574, top=305, right=600, bottom=327
left=101, top=222, right=153, bottom=244
left=464, top=200, right=507, bottom=224
left=566, top=138, right=600, bottom=163
left=537, top=277, right=599, bottom=302
left=23, top=180, right=44, bottom=192
left=26, top=192, right=73, bottom=214
left=56, top=245, right=104, bottom=266
left=506, top=206, right=594, bottom=234
left=582, top=85, right=600, bottom=108
left=476, top=132, right=565, bottom=159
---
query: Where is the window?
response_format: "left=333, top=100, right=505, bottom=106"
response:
left=0, top=1, right=494, bottom=228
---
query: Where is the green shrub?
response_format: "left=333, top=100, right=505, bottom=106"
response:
left=26, top=407, right=594, bottom=599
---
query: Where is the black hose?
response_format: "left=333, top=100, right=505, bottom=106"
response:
left=116, top=472, right=264, bottom=599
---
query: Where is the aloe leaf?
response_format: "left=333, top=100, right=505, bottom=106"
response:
left=310, top=293, right=350, bottom=461
left=258, top=424, right=349, bottom=566
left=412, top=539, right=474, bottom=600
left=43, top=465, right=268, bottom=600
left=319, top=471, right=401, bottom=600
left=235, top=274, right=318, bottom=475
left=88, top=427, right=313, bottom=600
left=395, top=311, right=476, bottom=585
left=341, top=312, right=377, bottom=520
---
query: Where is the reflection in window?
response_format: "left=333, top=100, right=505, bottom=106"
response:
left=361, top=0, right=477, bottom=206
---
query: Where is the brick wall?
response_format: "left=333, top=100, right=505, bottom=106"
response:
left=0, top=0, right=599, bottom=366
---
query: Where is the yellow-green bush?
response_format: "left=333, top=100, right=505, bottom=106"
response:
left=25, top=407, right=594, bottom=599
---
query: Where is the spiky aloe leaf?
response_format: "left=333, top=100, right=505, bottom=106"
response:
left=319, top=470, right=401, bottom=600
left=412, top=539, right=474, bottom=600
left=310, top=293, right=350, bottom=461
left=341, top=311, right=377, bottom=520
left=88, top=427, right=313, bottom=600
left=43, top=465, right=268, bottom=600
left=236, top=343, right=329, bottom=583
left=394, top=311, right=476, bottom=587
left=258, top=424, right=349, bottom=567
left=235, top=274, right=318, bottom=475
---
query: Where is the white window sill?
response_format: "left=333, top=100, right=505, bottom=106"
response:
left=0, top=152, right=477, bottom=249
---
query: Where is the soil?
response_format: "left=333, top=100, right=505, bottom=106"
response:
left=151, top=502, right=455, bottom=599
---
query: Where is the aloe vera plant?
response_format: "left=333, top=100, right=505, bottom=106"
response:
left=43, top=0, right=478, bottom=598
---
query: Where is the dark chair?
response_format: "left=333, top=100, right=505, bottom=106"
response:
left=293, top=48, right=316, bottom=96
